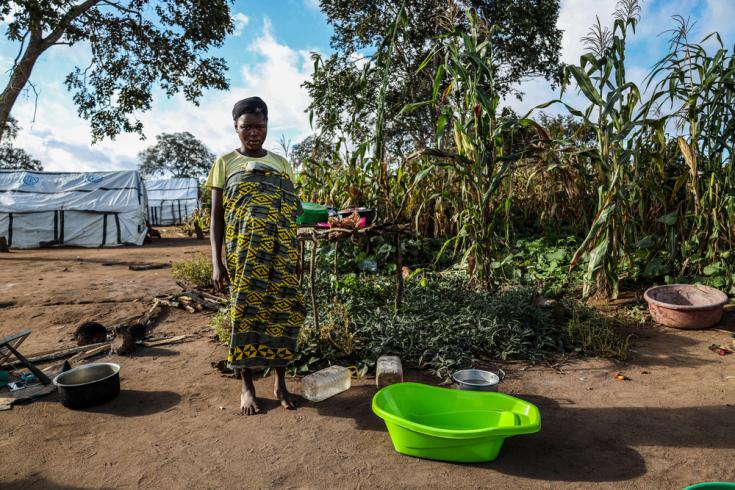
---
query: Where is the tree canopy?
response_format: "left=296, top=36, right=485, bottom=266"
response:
left=305, top=0, right=563, bottom=155
left=138, top=131, right=214, bottom=179
left=0, top=116, right=43, bottom=170
left=0, top=0, right=233, bottom=143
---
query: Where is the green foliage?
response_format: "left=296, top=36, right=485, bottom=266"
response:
left=306, top=0, right=562, bottom=155
left=171, top=253, right=212, bottom=288
left=491, top=235, right=583, bottom=297
left=179, top=208, right=210, bottom=238
left=138, top=132, right=215, bottom=179
left=315, top=235, right=449, bottom=276
left=564, top=302, right=631, bottom=360
left=294, top=269, right=629, bottom=377
left=0, top=117, right=42, bottom=171
left=406, top=14, right=533, bottom=287
left=553, top=0, right=645, bottom=298
left=0, top=0, right=232, bottom=142
left=199, top=183, right=212, bottom=211
left=210, top=308, right=231, bottom=344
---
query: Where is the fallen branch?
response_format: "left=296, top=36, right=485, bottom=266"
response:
left=141, top=334, right=192, bottom=347
left=5, top=342, right=109, bottom=367
left=68, top=344, right=111, bottom=363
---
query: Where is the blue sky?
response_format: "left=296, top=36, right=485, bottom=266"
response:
left=1, top=0, right=734, bottom=172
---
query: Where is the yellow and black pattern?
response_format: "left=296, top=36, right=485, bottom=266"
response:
left=223, top=164, right=306, bottom=368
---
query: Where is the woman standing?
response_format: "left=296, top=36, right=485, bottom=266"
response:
left=207, top=97, right=305, bottom=415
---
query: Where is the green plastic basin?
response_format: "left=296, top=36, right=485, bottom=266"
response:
left=297, top=202, right=329, bottom=226
left=372, top=382, right=541, bottom=463
left=684, top=484, right=735, bottom=490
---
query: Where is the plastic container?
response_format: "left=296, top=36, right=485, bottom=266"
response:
left=376, top=355, right=403, bottom=389
left=297, top=202, right=329, bottom=226
left=372, top=382, right=541, bottom=463
left=301, top=365, right=351, bottom=402
left=644, top=284, right=729, bottom=329
left=684, top=484, right=735, bottom=490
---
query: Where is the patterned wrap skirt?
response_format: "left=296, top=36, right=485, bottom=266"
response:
left=223, top=163, right=306, bottom=369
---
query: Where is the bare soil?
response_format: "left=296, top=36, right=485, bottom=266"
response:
left=1, top=232, right=734, bottom=489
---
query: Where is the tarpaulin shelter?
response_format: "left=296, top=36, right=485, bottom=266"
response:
left=0, top=170, right=148, bottom=248
left=145, top=177, right=199, bottom=226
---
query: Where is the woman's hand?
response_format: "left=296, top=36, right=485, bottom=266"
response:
left=210, top=187, right=228, bottom=294
left=212, top=260, right=229, bottom=293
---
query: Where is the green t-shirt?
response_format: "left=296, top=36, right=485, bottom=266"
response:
left=205, top=150, right=295, bottom=189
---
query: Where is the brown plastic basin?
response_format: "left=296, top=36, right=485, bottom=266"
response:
left=643, top=284, right=729, bottom=329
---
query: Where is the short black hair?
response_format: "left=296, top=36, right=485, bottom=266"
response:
left=232, top=97, right=268, bottom=121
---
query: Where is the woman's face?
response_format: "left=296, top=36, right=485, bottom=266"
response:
left=235, top=113, right=268, bottom=153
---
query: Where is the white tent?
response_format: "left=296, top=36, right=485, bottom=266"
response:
left=0, top=170, right=148, bottom=249
left=145, top=177, right=199, bottom=226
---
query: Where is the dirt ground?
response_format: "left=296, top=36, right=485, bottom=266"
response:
left=1, top=231, right=734, bottom=489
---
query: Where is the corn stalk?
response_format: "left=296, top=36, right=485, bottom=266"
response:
left=404, top=13, right=529, bottom=288
left=541, top=0, right=645, bottom=298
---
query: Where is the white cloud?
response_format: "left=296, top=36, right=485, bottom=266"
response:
left=699, top=0, right=735, bottom=42
left=239, top=19, right=314, bottom=137
left=9, top=16, right=316, bottom=171
left=0, top=3, right=18, bottom=25
left=304, top=0, right=321, bottom=11
left=558, top=0, right=618, bottom=65
left=232, top=12, right=250, bottom=37
left=11, top=1, right=735, bottom=172
left=505, top=0, right=729, bottom=117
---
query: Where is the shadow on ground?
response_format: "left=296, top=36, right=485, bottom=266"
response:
left=130, top=346, right=180, bottom=358
left=3, top=476, right=115, bottom=490
left=310, top=385, right=385, bottom=431
left=82, top=389, right=181, bottom=417
left=485, top=394, right=735, bottom=482
left=310, top=383, right=735, bottom=483
left=625, top=326, right=722, bottom=369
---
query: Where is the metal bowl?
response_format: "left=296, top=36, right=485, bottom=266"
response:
left=53, top=362, right=120, bottom=409
left=451, top=368, right=505, bottom=392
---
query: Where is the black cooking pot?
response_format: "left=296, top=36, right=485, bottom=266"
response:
left=53, top=362, right=120, bottom=409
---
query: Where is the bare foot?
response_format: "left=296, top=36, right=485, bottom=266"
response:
left=274, top=367, right=297, bottom=410
left=240, top=369, right=260, bottom=416
left=274, top=385, right=297, bottom=409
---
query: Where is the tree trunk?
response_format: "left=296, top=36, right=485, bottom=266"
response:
left=0, top=40, right=45, bottom=142
left=0, top=0, right=101, bottom=142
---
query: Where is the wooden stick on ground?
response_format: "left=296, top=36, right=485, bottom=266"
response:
left=68, top=344, right=111, bottom=364
left=141, top=334, right=192, bottom=348
left=6, top=342, right=109, bottom=367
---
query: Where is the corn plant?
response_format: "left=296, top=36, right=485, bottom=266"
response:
left=542, top=0, right=645, bottom=298
left=404, top=12, right=529, bottom=287
left=646, top=16, right=735, bottom=285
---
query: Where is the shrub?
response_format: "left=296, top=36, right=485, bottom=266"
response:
left=171, top=253, right=212, bottom=288
left=210, top=308, right=230, bottom=344
left=564, top=302, right=631, bottom=360
left=294, top=270, right=614, bottom=377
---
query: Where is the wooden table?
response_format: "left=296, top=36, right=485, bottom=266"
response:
left=296, top=223, right=412, bottom=329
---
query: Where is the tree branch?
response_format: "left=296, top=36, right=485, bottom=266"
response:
left=41, top=0, right=102, bottom=49
left=12, top=30, right=29, bottom=70
left=98, top=0, right=140, bottom=17
left=25, top=80, right=40, bottom=125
